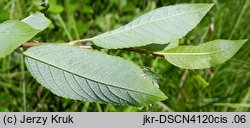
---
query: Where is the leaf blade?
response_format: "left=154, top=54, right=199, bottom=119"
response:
left=0, top=12, right=51, bottom=59
left=158, top=40, right=247, bottom=69
left=24, top=45, right=167, bottom=106
left=21, top=12, right=51, bottom=30
left=91, top=3, right=213, bottom=49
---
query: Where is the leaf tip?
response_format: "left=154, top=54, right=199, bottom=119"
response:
left=162, top=94, right=168, bottom=100
left=233, top=39, right=248, bottom=48
left=158, top=90, right=168, bottom=101
left=209, top=3, right=215, bottom=7
left=197, top=3, right=214, bottom=12
left=240, top=39, right=248, bottom=44
left=21, top=12, right=51, bottom=31
left=204, top=3, right=214, bottom=11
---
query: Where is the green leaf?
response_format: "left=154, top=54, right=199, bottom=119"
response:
left=157, top=40, right=247, bottom=69
left=90, top=3, right=213, bottom=49
left=21, top=12, right=51, bottom=30
left=0, top=12, right=51, bottom=59
left=23, top=45, right=167, bottom=106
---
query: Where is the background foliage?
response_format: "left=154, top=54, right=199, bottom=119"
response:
left=0, top=0, right=249, bottom=112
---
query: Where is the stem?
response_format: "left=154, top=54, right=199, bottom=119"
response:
left=68, top=38, right=92, bottom=45
left=122, top=48, right=164, bottom=57
left=21, top=42, right=67, bottom=47
left=20, top=42, right=164, bottom=57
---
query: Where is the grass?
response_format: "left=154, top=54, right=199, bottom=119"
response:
left=0, top=0, right=249, bottom=112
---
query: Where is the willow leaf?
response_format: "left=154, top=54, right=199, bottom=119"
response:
left=23, top=45, right=167, bottom=106
left=0, top=12, right=50, bottom=59
left=157, top=40, right=247, bottom=69
left=90, top=3, right=213, bottom=49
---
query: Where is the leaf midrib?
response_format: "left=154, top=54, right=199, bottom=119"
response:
left=24, top=53, right=163, bottom=98
left=161, top=43, right=241, bottom=56
left=93, top=5, right=211, bottom=40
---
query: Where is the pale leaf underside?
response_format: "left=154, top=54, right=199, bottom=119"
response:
left=0, top=12, right=51, bottom=59
left=24, top=45, right=167, bottom=106
left=91, top=3, right=214, bottom=49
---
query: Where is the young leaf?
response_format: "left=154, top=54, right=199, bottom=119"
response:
left=90, top=3, right=214, bottom=49
left=0, top=12, right=51, bottom=59
left=157, top=40, right=247, bottom=69
left=23, top=45, right=167, bottom=106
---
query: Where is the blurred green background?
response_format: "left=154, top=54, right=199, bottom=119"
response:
left=0, top=0, right=249, bottom=112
